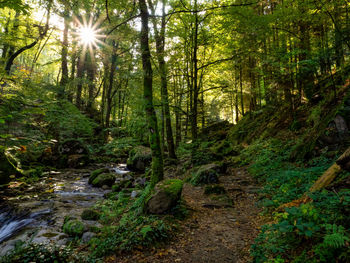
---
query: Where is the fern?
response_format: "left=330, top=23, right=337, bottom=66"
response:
left=323, top=224, right=350, bottom=248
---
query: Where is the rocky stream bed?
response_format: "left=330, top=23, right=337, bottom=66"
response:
left=0, top=164, right=131, bottom=255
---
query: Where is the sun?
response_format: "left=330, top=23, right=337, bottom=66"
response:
left=73, top=16, right=105, bottom=52
left=79, top=26, right=97, bottom=45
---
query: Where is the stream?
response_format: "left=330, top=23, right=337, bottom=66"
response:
left=0, top=164, right=129, bottom=256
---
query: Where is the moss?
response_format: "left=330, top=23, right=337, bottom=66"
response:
left=191, top=164, right=220, bottom=186
left=89, top=168, right=109, bottom=184
left=204, top=184, right=226, bottom=195
left=91, top=173, right=115, bottom=187
left=62, top=220, right=85, bottom=237
left=81, top=209, right=100, bottom=221
left=160, top=179, right=184, bottom=199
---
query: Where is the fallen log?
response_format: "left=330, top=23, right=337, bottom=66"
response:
left=279, top=147, right=349, bottom=210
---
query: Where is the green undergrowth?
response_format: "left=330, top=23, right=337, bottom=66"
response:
left=0, top=242, right=82, bottom=263
left=87, top=185, right=186, bottom=261
left=241, top=138, right=350, bottom=262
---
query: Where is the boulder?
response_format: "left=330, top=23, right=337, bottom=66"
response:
left=58, top=139, right=89, bottom=168
left=191, top=163, right=220, bottom=186
left=62, top=219, right=85, bottom=237
left=81, top=232, right=96, bottom=243
left=89, top=168, right=110, bottom=184
left=91, top=173, right=115, bottom=187
left=81, top=209, right=100, bottom=221
left=127, top=146, right=152, bottom=172
left=146, top=179, right=183, bottom=214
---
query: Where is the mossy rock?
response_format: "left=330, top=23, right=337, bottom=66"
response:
left=146, top=179, right=184, bottom=214
left=127, top=146, right=152, bottom=172
left=62, top=220, right=85, bottom=237
left=204, top=184, right=226, bottom=195
left=89, top=168, right=110, bottom=184
left=91, top=173, right=115, bottom=187
left=191, top=163, right=220, bottom=186
left=81, top=209, right=100, bottom=221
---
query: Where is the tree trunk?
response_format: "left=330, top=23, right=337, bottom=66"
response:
left=59, top=4, right=69, bottom=97
left=139, top=0, right=164, bottom=186
left=149, top=0, right=177, bottom=159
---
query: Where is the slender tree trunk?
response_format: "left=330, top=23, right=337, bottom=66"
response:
left=139, top=0, right=163, bottom=186
left=59, top=5, right=69, bottom=97
left=149, top=0, right=176, bottom=159
left=192, top=0, right=199, bottom=140
left=105, top=42, right=117, bottom=129
left=76, top=52, right=84, bottom=109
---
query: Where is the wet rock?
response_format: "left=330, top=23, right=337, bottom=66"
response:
left=91, top=173, right=115, bottom=187
left=127, top=146, right=152, bottom=172
left=81, top=209, right=100, bottom=221
left=191, top=163, right=220, bottom=186
left=89, top=168, right=110, bottom=184
left=131, top=190, right=140, bottom=198
left=62, top=219, right=85, bottom=237
left=146, top=179, right=183, bottom=214
left=82, top=232, right=95, bottom=243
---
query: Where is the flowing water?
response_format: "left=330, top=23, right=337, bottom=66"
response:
left=0, top=164, right=129, bottom=255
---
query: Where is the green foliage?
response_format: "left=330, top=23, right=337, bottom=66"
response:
left=44, top=101, right=96, bottom=141
left=0, top=242, right=81, bottom=263
left=87, top=186, right=174, bottom=260
left=245, top=138, right=350, bottom=262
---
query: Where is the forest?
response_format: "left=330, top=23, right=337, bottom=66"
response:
left=0, top=0, right=350, bottom=262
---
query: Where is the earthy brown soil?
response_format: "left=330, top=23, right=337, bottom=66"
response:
left=115, top=167, right=262, bottom=263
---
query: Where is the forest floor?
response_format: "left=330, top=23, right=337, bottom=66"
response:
left=116, top=167, right=262, bottom=263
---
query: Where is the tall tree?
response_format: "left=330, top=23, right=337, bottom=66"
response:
left=139, top=0, right=164, bottom=185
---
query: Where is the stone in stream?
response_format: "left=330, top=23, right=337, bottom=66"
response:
left=91, top=173, right=115, bottom=187
left=146, top=179, right=183, bottom=214
left=89, top=168, right=110, bottom=184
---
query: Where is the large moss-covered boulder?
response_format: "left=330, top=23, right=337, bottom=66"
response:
left=89, top=168, right=110, bottom=184
left=0, top=147, right=17, bottom=185
left=91, top=173, right=115, bottom=187
left=146, top=179, right=183, bottom=214
left=63, top=219, right=85, bottom=237
left=127, top=146, right=152, bottom=172
left=191, top=163, right=220, bottom=186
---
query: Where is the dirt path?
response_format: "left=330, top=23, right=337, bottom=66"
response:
left=119, top=168, right=262, bottom=263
